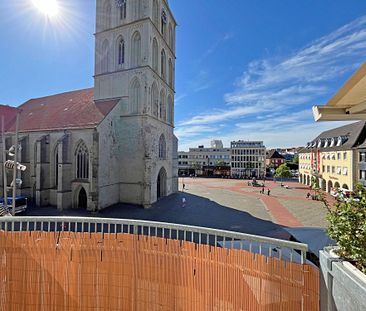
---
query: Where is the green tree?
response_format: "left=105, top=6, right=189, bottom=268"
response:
left=215, top=160, right=226, bottom=167
left=275, top=164, right=292, bottom=181
left=324, top=184, right=366, bottom=273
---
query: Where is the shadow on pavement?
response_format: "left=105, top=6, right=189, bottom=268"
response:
left=24, top=191, right=291, bottom=240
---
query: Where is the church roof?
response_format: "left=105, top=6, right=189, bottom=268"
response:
left=2, top=88, right=119, bottom=132
left=0, top=105, right=18, bottom=133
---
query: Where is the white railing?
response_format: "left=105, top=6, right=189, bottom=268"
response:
left=0, top=216, right=308, bottom=264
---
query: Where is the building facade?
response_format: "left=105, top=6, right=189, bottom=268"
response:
left=0, top=0, right=178, bottom=210
left=230, top=141, right=266, bottom=178
left=299, top=122, right=366, bottom=192
left=266, top=150, right=286, bottom=169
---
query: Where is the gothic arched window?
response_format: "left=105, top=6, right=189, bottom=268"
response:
left=117, top=37, right=125, bottom=66
left=103, top=1, right=111, bottom=29
left=152, top=0, right=159, bottom=26
left=168, top=23, right=173, bottom=47
left=161, top=8, right=167, bottom=37
left=161, top=49, right=166, bottom=80
left=130, top=78, right=140, bottom=114
left=159, top=89, right=166, bottom=121
left=151, top=82, right=159, bottom=118
left=119, top=0, right=127, bottom=20
left=152, top=38, right=158, bottom=72
left=167, top=95, right=173, bottom=124
left=54, top=147, right=59, bottom=187
left=101, top=39, right=109, bottom=73
left=133, top=0, right=142, bottom=19
left=131, top=31, right=141, bottom=67
left=168, top=59, right=173, bottom=87
left=159, top=134, right=166, bottom=159
left=76, top=142, right=89, bottom=179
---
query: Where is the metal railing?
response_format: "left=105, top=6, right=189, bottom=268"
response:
left=0, top=216, right=308, bottom=264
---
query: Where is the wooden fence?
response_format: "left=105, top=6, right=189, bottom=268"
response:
left=0, top=231, right=319, bottom=310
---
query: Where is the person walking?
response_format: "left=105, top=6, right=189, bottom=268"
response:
left=261, top=186, right=265, bottom=194
left=183, top=183, right=186, bottom=191
left=267, top=189, right=271, bottom=196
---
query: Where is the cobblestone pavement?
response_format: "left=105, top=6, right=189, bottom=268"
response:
left=181, top=177, right=331, bottom=228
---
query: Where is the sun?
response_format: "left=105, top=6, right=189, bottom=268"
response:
left=32, top=0, right=59, bottom=17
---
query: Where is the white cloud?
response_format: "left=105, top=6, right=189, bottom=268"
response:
left=177, top=15, right=366, bottom=149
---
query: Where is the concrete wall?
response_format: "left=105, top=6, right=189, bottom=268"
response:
left=320, top=247, right=366, bottom=311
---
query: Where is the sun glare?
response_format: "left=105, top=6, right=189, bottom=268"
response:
left=32, top=0, right=59, bottom=17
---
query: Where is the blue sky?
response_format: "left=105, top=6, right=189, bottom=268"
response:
left=1, top=1, right=366, bottom=150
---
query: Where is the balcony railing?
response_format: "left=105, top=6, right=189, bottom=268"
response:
left=0, top=216, right=308, bottom=264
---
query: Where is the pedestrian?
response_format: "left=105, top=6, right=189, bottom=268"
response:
left=183, top=183, right=186, bottom=191
left=182, top=197, right=186, bottom=208
left=306, top=192, right=311, bottom=199
left=267, top=189, right=271, bottom=196
left=261, top=187, right=265, bottom=194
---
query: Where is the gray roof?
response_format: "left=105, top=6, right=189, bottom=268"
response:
left=299, top=121, right=366, bottom=153
left=266, top=150, right=285, bottom=159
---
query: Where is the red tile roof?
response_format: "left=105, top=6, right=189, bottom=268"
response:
left=0, top=105, right=19, bottom=133
left=4, top=88, right=119, bottom=132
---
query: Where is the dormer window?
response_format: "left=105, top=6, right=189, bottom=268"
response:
left=311, top=141, right=316, bottom=148
left=317, top=139, right=322, bottom=148
left=336, top=136, right=342, bottom=147
left=330, top=138, right=335, bottom=147
left=324, top=139, right=329, bottom=148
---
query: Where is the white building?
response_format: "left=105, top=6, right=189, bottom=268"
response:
left=0, top=0, right=178, bottom=210
left=230, top=141, right=266, bottom=178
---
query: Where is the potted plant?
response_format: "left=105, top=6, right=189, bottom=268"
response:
left=318, top=184, right=366, bottom=311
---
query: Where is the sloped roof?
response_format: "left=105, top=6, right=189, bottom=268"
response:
left=266, top=150, right=285, bottom=159
left=0, top=105, right=19, bottom=133
left=299, top=121, right=366, bottom=153
left=4, top=88, right=119, bottom=132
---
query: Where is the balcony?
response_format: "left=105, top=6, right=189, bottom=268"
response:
left=0, top=216, right=319, bottom=310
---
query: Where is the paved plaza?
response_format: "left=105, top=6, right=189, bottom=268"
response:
left=23, top=177, right=331, bottom=241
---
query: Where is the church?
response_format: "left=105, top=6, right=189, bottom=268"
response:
left=0, top=0, right=178, bottom=210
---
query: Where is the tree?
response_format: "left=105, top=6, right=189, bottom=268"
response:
left=275, top=164, right=292, bottom=181
left=215, top=160, right=226, bottom=167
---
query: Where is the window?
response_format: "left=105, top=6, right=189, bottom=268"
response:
left=331, top=166, right=335, bottom=174
left=161, top=8, right=167, bottom=36
left=151, top=82, right=159, bottom=117
left=322, top=165, right=325, bottom=173
left=343, top=167, right=348, bottom=176
left=76, top=142, right=89, bottom=179
left=159, top=89, right=166, bottom=120
left=161, top=49, right=166, bottom=79
left=103, top=1, right=111, bottom=29
left=117, top=37, right=125, bottom=65
left=360, top=152, right=366, bottom=162
left=133, top=0, right=142, bottom=20
left=336, top=136, right=342, bottom=147
left=131, top=31, right=141, bottom=67
left=159, top=135, right=166, bottom=159
left=55, top=149, right=59, bottom=187
left=152, top=38, right=158, bottom=72
left=152, top=0, right=159, bottom=26
left=337, top=153, right=341, bottom=160
left=343, top=152, right=347, bottom=160
left=360, top=170, right=366, bottom=180
left=327, top=165, right=330, bottom=173
left=101, top=39, right=109, bottom=73
left=167, top=95, right=173, bottom=124
left=168, top=59, right=173, bottom=87
left=119, top=0, right=127, bottom=20
left=337, top=166, right=341, bottom=175
left=130, top=78, right=140, bottom=114
left=168, top=23, right=173, bottom=47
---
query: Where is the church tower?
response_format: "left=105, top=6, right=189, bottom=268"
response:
left=94, top=0, right=178, bottom=206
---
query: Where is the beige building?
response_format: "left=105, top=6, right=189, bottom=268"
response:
left=0, top=0, right=178, bottom=210
left=299, top=122, right=366, bottom=192
left=230, top=141, right=266, bottom=178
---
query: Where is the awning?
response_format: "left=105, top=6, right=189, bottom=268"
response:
left=313, top=62, right=366, bottom=121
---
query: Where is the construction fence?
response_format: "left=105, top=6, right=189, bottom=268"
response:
left=0, top=231, right=319, bottom=310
